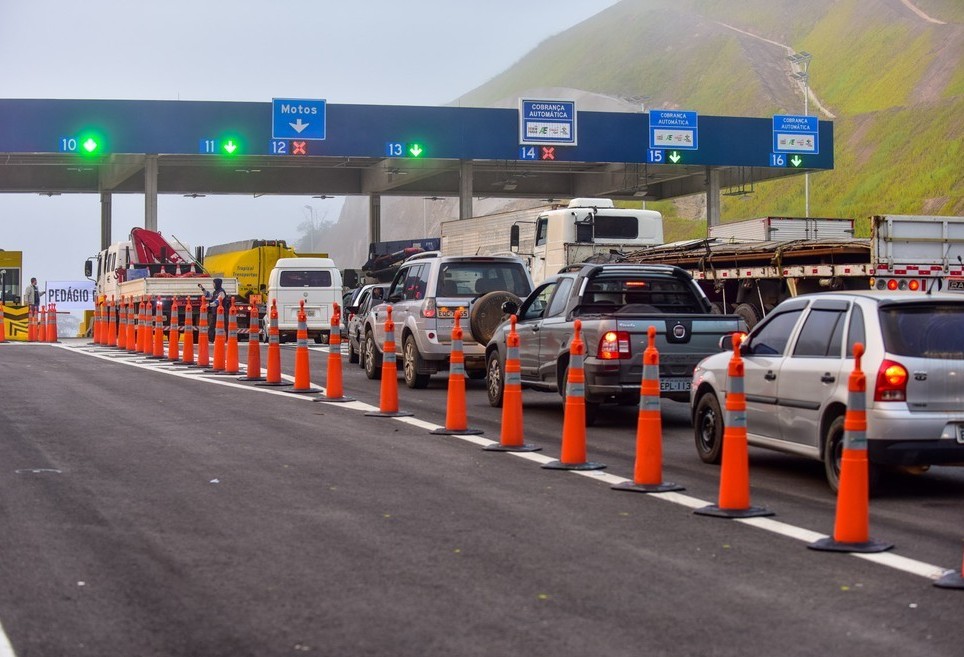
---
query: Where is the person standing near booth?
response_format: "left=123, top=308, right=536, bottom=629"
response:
left=22, top=277, right=45, bottom=310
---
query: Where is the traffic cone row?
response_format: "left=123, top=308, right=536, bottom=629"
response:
left=809, top=342, right=892, bottom=553
left=485, top=315, right=539, bottom=452
left=613, top=326, right=682, bottom=493
left=695, top=332, right=772, bottom=518
left=366, top=305, right=412, bottom=417
left=431, top=309, right=481, bottom=435
left=316, top=301, right=353, bottom=402
left=284, top=299, right=321, bottom=394
left=542, top=320, right=605, bottom=471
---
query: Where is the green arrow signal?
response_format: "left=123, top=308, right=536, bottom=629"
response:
left=408, top=144, right=423, bottom=157
left=223, top=140, right=238, bottom=155
left=82, top=138, right=99, bottom=153
left=668, top=151, right=681, bottom=163
left=790, top=155, right=803, bottom=167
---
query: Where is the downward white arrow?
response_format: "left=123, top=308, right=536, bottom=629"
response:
left=289, top=118, right=310, bottom=133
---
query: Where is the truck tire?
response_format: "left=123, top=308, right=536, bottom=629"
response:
left=733, top=303, right=761, bottom=330
left=364, top=330, right=382, bottom=380
left=694, top=392, right=724, bottom=464
left=403, top=335, right=431, bottom=389
left=470, top=291, right=521, bottom=345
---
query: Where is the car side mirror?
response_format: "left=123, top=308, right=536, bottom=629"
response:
left=719, top=334, right=733, bottom=351
left=501, top=300, right=519, bottom=315
left=84, top=260, right=93, bottom=278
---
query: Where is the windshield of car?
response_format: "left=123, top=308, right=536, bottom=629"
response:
left=436, top=262, right=531, bottom=297
left=582, top=275, right=704, bottom=313
left=878, top=302, right=964, bottom=360
left=280, top=270, right=332, bottom=287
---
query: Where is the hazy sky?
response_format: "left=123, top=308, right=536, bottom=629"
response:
left=0, top=0, right=620, bottom=293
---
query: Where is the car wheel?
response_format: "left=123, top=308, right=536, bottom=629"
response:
left=559, top=363, right=598, bottom=426
left=694, top=392, right=724, bottom=464
left=403, top=335, right=430, bottom=389
left=486, top=351, right=505, bottom=407
left=347, top=336, right=359, bottom=363
left=822, top=415, right=882, bottom=494
left=364, top=330, right=382, bottom=380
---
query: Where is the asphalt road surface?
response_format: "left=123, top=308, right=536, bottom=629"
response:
left=0, top=339, right=962, bottom=657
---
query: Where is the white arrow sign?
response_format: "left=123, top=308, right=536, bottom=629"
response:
left=289, top=118, right=310, bottom=134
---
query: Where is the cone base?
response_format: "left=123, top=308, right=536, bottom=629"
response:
left=202, top=368, right=227, bottom=374
left=238, top=375, right=267, bottom=382
left=484, top=443, right=542, bottom=452
left=365, top=410, right=415, bottom=417
left=612, top=481, right=684, bottom=494
left=694, top=504, right=774, bottom=518
left=314, top=395, right=356, bottom=403
left=206, top=370, right=242, bottom=376
left=934, top=571, right=964, bottom=589
left=255, top=380, right=294, bottom=387
left=431, top=427, right=484, bottom=435
left=542, top=460, right=606, bottom=471
left=283, top=387, right=323, bottom=394
left=807, top=536, right=893, bottom=553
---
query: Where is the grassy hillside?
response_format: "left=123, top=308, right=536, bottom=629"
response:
left=458, top=0, right=964, bottom=225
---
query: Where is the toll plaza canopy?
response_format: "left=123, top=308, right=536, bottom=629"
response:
left=0, top=98, right=833, bottom=241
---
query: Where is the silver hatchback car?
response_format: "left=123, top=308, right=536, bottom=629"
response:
left=691, top=290, right=964, bottom=491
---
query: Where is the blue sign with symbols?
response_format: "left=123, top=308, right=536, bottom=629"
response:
left=272, top=98, right=326, bottom=141
left=649, top=110, right=698, bottom=151
left=772, top=114, right=818, bottom=154
left=519, top=99, right=576, bottom=145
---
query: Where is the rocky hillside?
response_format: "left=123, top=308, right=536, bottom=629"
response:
left=317, top=0, right=963, bottom=265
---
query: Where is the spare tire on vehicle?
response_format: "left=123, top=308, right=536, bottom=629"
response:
left=470, top=290, right=521, bottom=344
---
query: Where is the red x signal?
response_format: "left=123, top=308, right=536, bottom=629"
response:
left=540, top=147, right=556, bottom=160
left=292, top=141, right=307, bottom=155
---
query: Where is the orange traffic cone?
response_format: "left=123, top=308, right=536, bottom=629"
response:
left=613, top=326, right=684, bottom=493
left=0, top=302, right=6, bottom=343
left=934, top=543, right=964, bottom=589
left=92, top=297, right=102, bottom=344
left=150, top=297, right=165, bottom=358
left=809, top=342, right=892, bottom=552
left=139, top=297, right=151, bottom=355
left=431, top=309, right=481, bottom=434
left=181, top=297, right=195, bottom=365
left=315, top=301, right=353, bottom=401
left=116, top=297, right=128, bottom=350
left=47, top=303, right=59, bottom=342
left=284, top=299, right=322, bottom=393
left=105, top=296, right=117, bottom=347
left=206, top=302, right=227, bottom=372
left=239, top=301, right=266, bottom=381
left=167, top=297, right=181, bottom=362
left=485, top=315, right=540, bottom=452
left=221, top=297, right=242, bottom=375
left=39, top=306, right=49, bottom=342
left=125, top=297, right=136, bottom=352
left=696, top=333, right=772, bottom=518
left=257, top=299, right=292, bottom=387
left=196, top=298, right=211, bottom=368
left=366, top=305, right=413, bottom=417
left=542, top=320, right=605, bottom=471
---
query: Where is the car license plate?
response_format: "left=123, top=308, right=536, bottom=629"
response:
left=660, top=378, right=691, bottom=392
left=949, top=278, right=964, bottom=292
left=957, top=424, right=964, bottom=445
left=305, top=309, right=316, bottom=317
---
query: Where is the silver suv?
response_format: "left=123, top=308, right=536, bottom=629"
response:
left=691, top=290, right=964, bottom=491
left=362, top=252, right=534, bottom=388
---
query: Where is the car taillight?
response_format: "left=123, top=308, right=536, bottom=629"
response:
left=598, top=330, right=631, bottom=359
left=421, top=298, right=437, bottom=318
left=874, top=359, right=908, bottom=402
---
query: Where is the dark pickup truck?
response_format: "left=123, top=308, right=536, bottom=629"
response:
left=484, top=263, right=744, bottom=422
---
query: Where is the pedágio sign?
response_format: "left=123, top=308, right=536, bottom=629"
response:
left=46, top=280, right=96, bottom=310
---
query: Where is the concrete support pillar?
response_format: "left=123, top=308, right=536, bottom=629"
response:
left=459, top=160, right=473, bottom=220
left=100, top=191, right=112, bottom=250
left=369, top=194, right=381, bottom=244
left=706, top=167, right=721, bottom=229
left=144, top=155, right=159, bottom=231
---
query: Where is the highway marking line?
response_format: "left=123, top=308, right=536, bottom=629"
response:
left=0, top=620, right=15, bottom=657
left=59, top=342, right=953, bottom=583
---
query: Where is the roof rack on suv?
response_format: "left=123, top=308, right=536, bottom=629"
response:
left=403, top=250, right=442, bottom=262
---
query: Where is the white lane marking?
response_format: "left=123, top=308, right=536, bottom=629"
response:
left=0, top=619, right=16, bottom=657
left=60, top=342, right=953, bottom=583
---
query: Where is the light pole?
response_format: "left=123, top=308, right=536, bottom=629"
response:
left=303, top=204, right=318, bottom=252
left=788, top=51, right=812, bottom=217
left=422, top=196, right=442, bottom=236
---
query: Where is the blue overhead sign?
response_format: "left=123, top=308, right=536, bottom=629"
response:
left=650, top=110, right=698, bottom=150
left=519, top=99, right=576, bottom=145
left=272, top=98, right=326, bottom=141
left=772, top=114, right=818, bottom=154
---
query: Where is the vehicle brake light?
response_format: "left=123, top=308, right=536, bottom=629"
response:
left=598, top=330, right=631, bottom=359
left=887, top=279, right=898, bottom=291
left=421, top=298, right=437, bottom=318
left=874, top=359, right=908, bottom=402
left=908, top=279, right=920, bottom=291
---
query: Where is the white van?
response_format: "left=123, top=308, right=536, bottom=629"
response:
left=266, top=257, right=342, bottom=343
